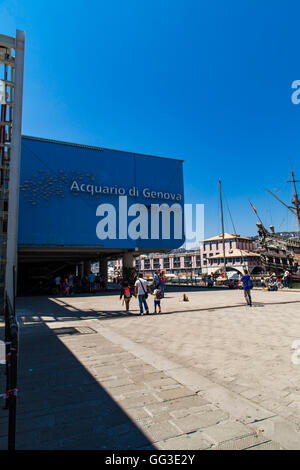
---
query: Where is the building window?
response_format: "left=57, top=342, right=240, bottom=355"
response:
left=153, top=258, right=160, bottom=269
left=144, top=260, right=150, bottom=270
left=163, top=258, right=170, bottom=269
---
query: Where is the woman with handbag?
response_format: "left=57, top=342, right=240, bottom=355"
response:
left=134, top=273, right=151, bottom=315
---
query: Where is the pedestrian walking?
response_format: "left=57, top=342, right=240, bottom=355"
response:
left=134, top=273, right=151, bottom=315
left=283, top=270, right=290, bottom=288
left=153, top=286, right=162, bottom=313
left=68, top=273, right=74, bottom=295
left=241, top=269, right=253, bottom=306
left=63, top=276, right=70, bottom=296
left=120, top=281, right=133, bottom=312
left=88, top=271, right=96, bottom=293
left=95, top=274, right=100, bottom=291
left=159, top=271, right=166, bottom=297
left=55, top=275, right=62, bottom=295
left=154, top=270, right=160, bottom=288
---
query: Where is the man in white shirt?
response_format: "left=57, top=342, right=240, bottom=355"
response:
left=134, top=273, right=151, bottom=315
left=283, top=270, right=290, bottom=288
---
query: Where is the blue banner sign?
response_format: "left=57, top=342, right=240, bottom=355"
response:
left=18, top=137, right=185, bottom=250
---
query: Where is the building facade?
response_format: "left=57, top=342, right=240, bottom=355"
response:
left=17, top=136, right=185, bottom=293
left=200, top=233, right=261, bottom=275
left=114, top=233, right=263, bottom=277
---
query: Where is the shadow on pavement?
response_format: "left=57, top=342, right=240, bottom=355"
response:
left=15, top=293, right=300, bottom=324
left=1, top=299, right=156, bottom=450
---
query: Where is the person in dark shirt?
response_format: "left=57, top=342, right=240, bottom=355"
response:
left=241, top=269, right=252, bottom=306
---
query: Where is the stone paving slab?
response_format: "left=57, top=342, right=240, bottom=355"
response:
left=211, top=433, right=271, bottom=450
left=2, top=288, right=300, bottom=450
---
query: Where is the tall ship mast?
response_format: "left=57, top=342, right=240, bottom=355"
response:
left=219, top=180, right=227, bottom=278
left=266, top=169, right=300, bottom=233
left=250, top=170, right=300, bottom=276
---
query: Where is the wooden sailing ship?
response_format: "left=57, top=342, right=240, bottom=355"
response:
left=250, top=170, right=300, bottom=276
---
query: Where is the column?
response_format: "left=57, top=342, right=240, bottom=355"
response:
left=79, top=261, right=84, bottom=278
left=99, top=256, right=108, bottom=280
left=123, top=252, right=134, bottom=269
left=4, top=30, right=25, bottom=310
left=84, top=261, right=91, bottom=276
left=122, top=252, right=136, bottom=285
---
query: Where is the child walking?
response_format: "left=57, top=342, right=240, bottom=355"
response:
left=153, top=287, right=162, bottom=313
left=120, top=281, right=133, bottom=312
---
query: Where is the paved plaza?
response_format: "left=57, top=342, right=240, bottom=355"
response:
left=1, top=286, right=300, bottom=450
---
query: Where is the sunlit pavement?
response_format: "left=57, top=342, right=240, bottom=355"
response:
left=1, top=287, right=300, bottom=449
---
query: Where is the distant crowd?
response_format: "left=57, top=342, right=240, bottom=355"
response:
left=260, top=270, right=292, bottom=291
left=48, top=269, right=167, bottom=315
left=205, top=269, right=293, bottom=291
left=48, top=268, right=294, bottom=314
left=49, top=272, right=107, bottom=296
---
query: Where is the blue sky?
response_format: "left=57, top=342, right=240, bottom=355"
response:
left=1, top=0, right=300, bottom=239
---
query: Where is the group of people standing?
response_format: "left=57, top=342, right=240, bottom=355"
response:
left=50, top=273, right=75, bottom=296
left=120, top=271, right=166, bottom=315
left=50, top=266, right=291, bottom=312
left=240, top=268, right=294, bottom=306
left=121, top=269, right=254, bottom=312
left=49, top=272, right=107, bottom=296
left=260, top=270, right=291, bottom=291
